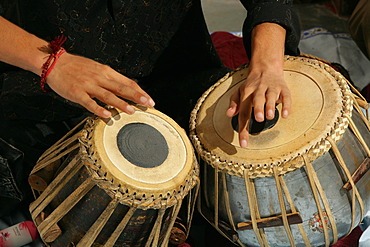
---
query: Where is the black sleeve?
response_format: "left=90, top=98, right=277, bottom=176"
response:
left=240, top=0, right=300, bottom=57
left=0, top=1, right=23, bottom=26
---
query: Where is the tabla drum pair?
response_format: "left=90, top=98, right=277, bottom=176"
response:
left=28, top=107, right=199, bottom=247
left=190, top=56, right=370, bottom=246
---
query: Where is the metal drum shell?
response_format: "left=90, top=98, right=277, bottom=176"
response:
left=190, top=56, right=370, bottom=247
left=203, top=110, right=370, bottom=247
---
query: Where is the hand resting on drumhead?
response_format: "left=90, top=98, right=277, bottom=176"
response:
left=46, top=53, right=155, bottom=118
left=226, top=23, right=291, bottom=148
left=0, top=16, right=155, bottom=119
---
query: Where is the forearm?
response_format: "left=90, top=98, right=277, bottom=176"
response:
left=0, top=16, right=48, bottom=76
left=241, top=0, right=300, bottom=57
left=249, top=22, right=286, bottom=73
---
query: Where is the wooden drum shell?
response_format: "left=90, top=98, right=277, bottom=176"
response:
left=29, top=107, right=199, bottom=247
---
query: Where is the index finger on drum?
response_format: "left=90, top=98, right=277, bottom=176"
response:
left=77, top=92, right=114, bottom=118
left=92, top=87, right=139, bottom=115
left=226, top=90, right=240, bottom=117
left=111, top=83, right=154, bottom=108
left=265, top=88, right=280, bottom=120
left=279, top=87, right=292, bottom=118
left=101, top=66, right=155, bottom=108
left=116, top=79, right=155, bottom=108
left=252, top=91, right=267, bottom=122
left=238, top=98, right=253, bottom=148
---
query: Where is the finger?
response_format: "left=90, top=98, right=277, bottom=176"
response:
left=116, top=79, right=155, bottom=107
left=94, top=88, right=136, bottom=115
left=78, top=93, right=113, bottom=118
left=238, top=99, right=253, bottom=148
left=226, top=90, right=240, bottom=117
left=252, top=90, right=266, bottom=122
left=265, top=89, right=279, bottom=120
left=102, top=66, right=155, bottom=107
left=113, top=83, right=154, bottom=107
left=280, top=89, right=292, bottom=118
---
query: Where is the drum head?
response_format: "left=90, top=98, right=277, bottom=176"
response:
left=190, top=56, right=353, bottom=178
left=81, top=107, right=198, bottom=204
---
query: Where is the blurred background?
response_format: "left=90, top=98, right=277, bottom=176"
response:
left=201, top=0, right=355, bottom=33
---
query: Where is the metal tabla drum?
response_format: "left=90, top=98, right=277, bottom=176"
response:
left=189, top=56, right=370, bottom=246
left=28, top=107, right=199, bottom=247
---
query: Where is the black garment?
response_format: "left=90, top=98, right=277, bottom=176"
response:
left=0, top=0, right=300, bottom=213
left=0, top=0, right=299, bottom=123
left=0, top=139, right=23, bottom=216
left=0, top=113, right=87, bottom=217
left=241, top=0, right=300, bottom=57
left=0, top=0, right=227, bottom=123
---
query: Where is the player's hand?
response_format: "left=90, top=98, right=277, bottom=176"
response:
left=46, top=52, right=155, bottom=118
left=226, top=66, right=291, bottom=148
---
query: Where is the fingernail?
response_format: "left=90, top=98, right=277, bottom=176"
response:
left=267, top=109, right=274, bottom=118
left=240, top=139, right=248, bottom=148
left=256, top=112, right=264, bottom=121
left=226, top=107, right=233, bottom=116
left=102, top=110, right=111, bottom=118
left=126, top=105, right=135, bottom=114
left=140, top=96, right=148, bottom=104
left=148, top=98, right=155, bottom=107
left=283, top=110, right=288, bottom=118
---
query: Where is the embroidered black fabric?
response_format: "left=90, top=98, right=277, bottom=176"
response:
left=0, top=0, right=226, bottom=123
left=0, top=0, right=300, bottom=209
left=0, top=0, right=299, bottom=124
left=241, top=0, right=300, bottom=56
left=0, top=139, right=23, bottom=217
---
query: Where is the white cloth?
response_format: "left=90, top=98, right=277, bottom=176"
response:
left=0, top=211, right=43, bottom=247
left=299, top=27, right=370, bottom=90
left=228, top=28, right=370, bottom=91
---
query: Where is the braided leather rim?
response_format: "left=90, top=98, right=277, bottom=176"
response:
left=79, top=108, right=199, bottom=209
left=189, top=56, right=353, bottom=179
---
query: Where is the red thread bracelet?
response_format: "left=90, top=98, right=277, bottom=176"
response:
left=40, top=35, right=67, bottom=92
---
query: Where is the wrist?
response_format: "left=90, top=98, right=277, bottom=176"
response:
left=12, top=35, right=50, bottom=77
left=249, top=22, right=285, bottom=74
left=0, top=17, right=54, bottom=76
left=28, top=38, right=53, bottom=76
left=249, top=57, right=284, bottom=76
left=39, top=35, right=67, bottom=92
left=10, top=32, right=51, bottom=76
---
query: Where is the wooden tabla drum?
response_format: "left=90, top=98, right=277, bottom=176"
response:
left=189, top=56, right=370, bottom=247
left=28, top=107, right=199, bottom=247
